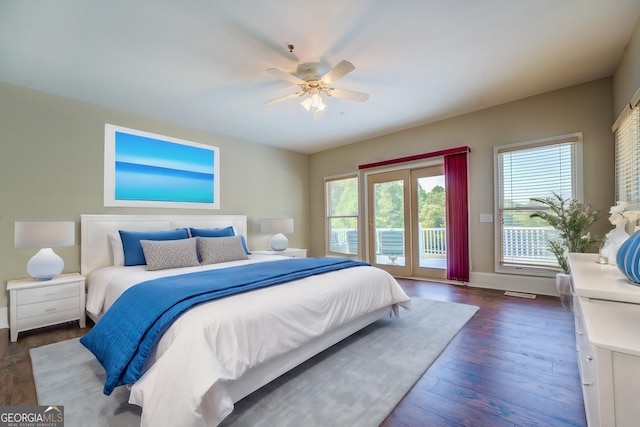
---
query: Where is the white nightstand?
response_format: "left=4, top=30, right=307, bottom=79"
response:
left=7, top=272, right=86, bottom=342
left=253, top=248, right=307, bottom=258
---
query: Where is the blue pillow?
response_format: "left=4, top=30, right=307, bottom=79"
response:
left=189, top=226, right=235, bottom=238
left=119, top=229, right=190, bottom=266
left=189, top=227, right=251, bottom=254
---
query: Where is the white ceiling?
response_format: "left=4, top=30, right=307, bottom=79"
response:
left=1, top=1, right=639, bottom=154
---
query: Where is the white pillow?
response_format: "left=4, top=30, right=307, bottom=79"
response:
left=140, top=238, right=200, bottom=271
left=108, top=232, right=125, bottom=266
left=197, top=236, right=248, bottom=265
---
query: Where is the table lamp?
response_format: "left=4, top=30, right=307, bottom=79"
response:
left=14, top=221, right=75, bottom=281
left=260, top=218, right=294, bottom=251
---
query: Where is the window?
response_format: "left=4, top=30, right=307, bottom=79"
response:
left=494, top=133, right=582, bottom=275
left=325, top=175, right=359, bottom=255
left=614, top=93, right=640, bottom=209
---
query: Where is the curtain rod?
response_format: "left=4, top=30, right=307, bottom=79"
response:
left=358, top=146, right=471, bottom=170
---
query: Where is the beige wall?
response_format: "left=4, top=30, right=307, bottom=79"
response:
left=614, top=17, right=640, bottom=117
left=309, top=78, right=615, bottom=278
left=3, top=14, right=638, bottom=310
left=0, top=82, right=309, bottom=309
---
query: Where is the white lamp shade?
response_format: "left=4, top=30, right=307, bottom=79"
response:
left=15, top=221, right=75, bottom=281
left=260, top=218, right=294, bottom=235
left=14, top=221, right=75, bottom=248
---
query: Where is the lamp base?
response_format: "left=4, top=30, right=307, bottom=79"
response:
left=269, top=233, right=289, bottom=251
left=27, top=248, right=64, bottom=281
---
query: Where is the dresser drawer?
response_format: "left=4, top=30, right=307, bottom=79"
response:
left=17, top=296, right=80, bottom=319
left=15, top=282, right=81, bottom=305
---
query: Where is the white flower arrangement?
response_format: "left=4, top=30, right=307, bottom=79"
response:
left=608, top=201, right=640, bottom=227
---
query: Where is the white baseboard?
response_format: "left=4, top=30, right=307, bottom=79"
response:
left=0, top=307, right=8, bottom=330
left=469, top=271, right=557, bottom=296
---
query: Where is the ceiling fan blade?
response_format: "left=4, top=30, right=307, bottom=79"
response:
left=329, top=88, right=369, bottom=102
left=267, top=68, right=306, bottom=85
left=264, top=92, right=303, bottom=106
left=320, top=60, right=355, bottom=84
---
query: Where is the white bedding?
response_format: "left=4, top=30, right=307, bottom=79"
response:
left=86, top=254, right=282, bottom=317
left=85, top=255, right=411, bottom=426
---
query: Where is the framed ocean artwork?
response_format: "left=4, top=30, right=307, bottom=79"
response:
left=104, top=124, right=220, bottom=209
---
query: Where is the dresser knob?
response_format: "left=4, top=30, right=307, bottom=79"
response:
left=582, top=381, right=593, bottom=386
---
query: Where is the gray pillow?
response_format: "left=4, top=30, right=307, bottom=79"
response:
left=197, top=236, right=249, bottom=265
left=140, top=237, right=200, bottom=271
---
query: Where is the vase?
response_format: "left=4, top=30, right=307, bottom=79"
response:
left=601, top=224, right=630, bottom=266
left=555, top=273, right=572, bottom=311
left=616, top=230, right=640, bottom=284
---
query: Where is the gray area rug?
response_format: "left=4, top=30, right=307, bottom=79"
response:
left=30, top=298, right=478, bottom=427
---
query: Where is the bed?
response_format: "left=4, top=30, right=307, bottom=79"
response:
left=79, top=214, right=411, bottom=426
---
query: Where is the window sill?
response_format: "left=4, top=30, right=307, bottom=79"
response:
left=495, top=264, right=561, bottom=278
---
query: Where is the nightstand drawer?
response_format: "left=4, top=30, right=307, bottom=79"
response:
left=17, top=296, right=80, bottom=319
left=16, top=282, right=81, bottom=305
left=17, top=308, right=80, bottom=331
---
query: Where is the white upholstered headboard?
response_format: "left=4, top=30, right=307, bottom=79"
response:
left=80, top=214, right=248, bottom=277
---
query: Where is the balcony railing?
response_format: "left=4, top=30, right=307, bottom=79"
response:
left=330, top=226, right=558, bottom=264
left=330, top=227, right=446, bottom=256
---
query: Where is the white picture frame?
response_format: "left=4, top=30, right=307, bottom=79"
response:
left=104, top=124, right=220, bottom=209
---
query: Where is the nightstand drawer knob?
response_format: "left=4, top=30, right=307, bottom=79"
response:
left=45, top=292, right=57, bottom=296
left=45, top=307, right=57, bottom=312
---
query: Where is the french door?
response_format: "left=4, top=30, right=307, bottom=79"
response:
left=366, top=165, right=446, bottom=279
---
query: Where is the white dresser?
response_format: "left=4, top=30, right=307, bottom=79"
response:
left=7, top=272, right=86, bottom=342
left=568, top=253, right=640, bottom=427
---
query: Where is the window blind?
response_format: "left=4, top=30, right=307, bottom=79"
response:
left=498, top=138, right=578, bottom=210
left=614, top=100, right=640, bottom=210
left=495, top=134, right=581, bottom=271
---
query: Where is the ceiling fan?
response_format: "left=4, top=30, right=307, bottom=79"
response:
left=265, top=60, right=369, bottom=113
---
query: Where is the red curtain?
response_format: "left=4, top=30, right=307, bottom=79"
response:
left=444, top=152, right=469, bottom=282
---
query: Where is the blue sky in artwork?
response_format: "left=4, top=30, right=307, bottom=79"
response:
left=114, top=131, right=215, bottom=203
left=115, top=131, right=214, bottom=174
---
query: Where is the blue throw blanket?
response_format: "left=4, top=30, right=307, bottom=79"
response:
left=80, top=257, right=369, bottom=395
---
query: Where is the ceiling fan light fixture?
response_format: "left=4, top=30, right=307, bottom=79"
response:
left=300, top=92, right=327, bottom=113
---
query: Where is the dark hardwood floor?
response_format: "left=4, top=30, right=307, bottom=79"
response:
left=0, top=279, right=585, bottom=426
left=383, top=279, right=586, bottom=427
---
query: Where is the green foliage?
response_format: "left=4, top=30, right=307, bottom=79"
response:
left=331, top=177, right=446, bottom=232
left=419, top=185, right=445, bottom=228
left=374, top=181, right=405, bottom=228
left=530, top=192, right=600, bottom=273
left=373, top=181, right=446, bottom=229
left=329, top=178, right=358, bottom=229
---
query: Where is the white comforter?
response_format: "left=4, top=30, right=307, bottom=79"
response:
left=85, top=255, right=411, bottom=426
